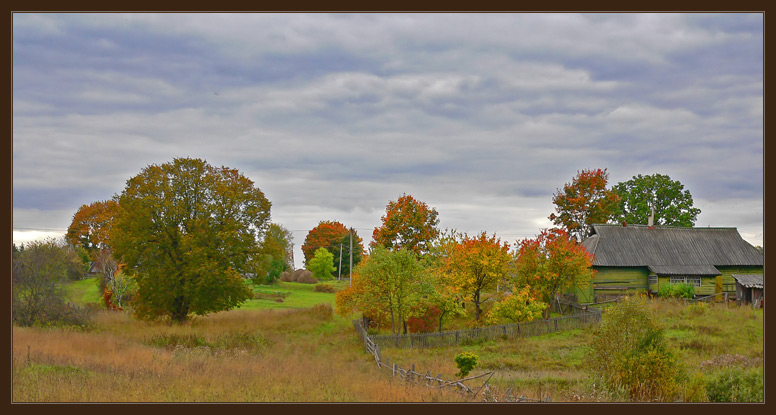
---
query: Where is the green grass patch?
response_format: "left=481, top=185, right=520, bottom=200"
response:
left=63, top=277, right=102, bottom=306
left=241, top=281, right=349, bottom=310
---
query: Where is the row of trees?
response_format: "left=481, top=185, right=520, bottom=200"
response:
left=336, top=170, right=703, bottom=333
left=337, top=217, right=595, bottom=334
left=34, top=157, right=701, bottom=326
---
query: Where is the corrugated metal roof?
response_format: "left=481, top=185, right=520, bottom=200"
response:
left=732, top=274, right=763, bottom=288
left=583, top=224, right=763, bottom=273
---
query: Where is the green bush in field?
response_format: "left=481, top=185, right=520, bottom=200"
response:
left=588, top=295, right=682, bottom=401
left=454, top=352, right=479, bottom=378
left=705, top=367, right=763, bottom=402
left=658, top=282, right=694, bottom=299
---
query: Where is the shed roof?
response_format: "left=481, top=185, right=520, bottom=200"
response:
left=732, top=274, right=763, bottom=289
left=582, top=224, right=763, bottom=275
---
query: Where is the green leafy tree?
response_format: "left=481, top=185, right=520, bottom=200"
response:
left=371, top=194, right=440, bottom=256
left=612, top=173, right=701, bottom=227
left=111, top=158, right=270, bottom=322
left=549, top=168, right=620, bottom=242
left=308, top=247, right=336, bottom=280
left=255, top=223, right=294, bottom=284
left=336, top=246, right=433, bottom=335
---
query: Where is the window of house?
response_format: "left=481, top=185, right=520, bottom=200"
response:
left=669, top=276, right=701, bottom=287
left=649, top=275, right=658, bottom=285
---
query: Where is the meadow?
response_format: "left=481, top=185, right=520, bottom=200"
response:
left=12, top=278, right=764, bottom=402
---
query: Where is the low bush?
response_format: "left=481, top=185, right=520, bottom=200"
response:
left=588, top=295, right=682, bottom=401
left=704, top=367, right=763, bottom=402
left=454, top=352, right=479, bottom=378
left=314, top=283, right=337, bottom=293
left=658, top=283, right=694, bottom=299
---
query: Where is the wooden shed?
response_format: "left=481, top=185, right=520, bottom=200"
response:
left=732, top=274, right=764, bottom=307
left=577, top=224, right=763, bottom=302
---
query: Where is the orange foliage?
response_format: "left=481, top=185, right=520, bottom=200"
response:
left=442, top=232, right=512, bottom=321
left=514, top=228, right=596, bottom=312
left=549, top=168, right=620, bottom=242
left=371, top=194, right=440, bottom=256
left=302, top=221, right=363, bottom=271
left=66, top=200, right=119, bottom=257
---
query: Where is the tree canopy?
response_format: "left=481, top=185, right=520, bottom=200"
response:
left=255, top=223, right=294, bottom=283
left=441, top=231, right=512, bottom=322
left=549, top=168, right=620, bottom=242
left=371, top=194, right=440, bottom=256
left=514, top=228, right=595, bottom=318
left=307, top=247, right=336, bottom=280
left=302, top=221, right=363, bottom=277
left=66, top=199, right=119, bottom=258
left=111, top=157, right=271, bottom=322
left=336, top=246, right=432, bottom=335
left=612, top=173, right=701, bottom=227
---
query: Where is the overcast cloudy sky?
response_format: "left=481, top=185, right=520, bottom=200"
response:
left=13, top=13, right=763, bottom=268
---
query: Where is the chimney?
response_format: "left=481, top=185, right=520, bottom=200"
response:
left=622, top=221, right=627, bottom=227
left=648, top=205, right=655, bottom=228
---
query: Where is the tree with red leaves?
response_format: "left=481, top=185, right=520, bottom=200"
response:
left=514, top=228, right=596, bottom=318
left=371, top=194, right=440, bottom=256
left=302, top=221, right=363, bottom=276
left=549, top=168, right=620, bottom=242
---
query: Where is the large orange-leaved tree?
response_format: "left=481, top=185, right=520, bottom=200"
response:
left=371, top=194, right=440, bottom=256
left=442, top=231, right=512, bottom=322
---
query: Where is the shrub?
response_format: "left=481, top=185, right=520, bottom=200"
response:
left=705, top=367, right=763, bottom=402
left=588, top=295, right=681, bottom=401
left=314, top=283, right=337, bottom=293
left=658, top=282, right=694, bottom=299
left=406, top=305, right=441, bottom=333
left=12, top=238, right=94, bottom=329
left=454, top=352, right=479, bottom=378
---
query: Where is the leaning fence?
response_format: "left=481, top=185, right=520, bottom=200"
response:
left=352, top=319, right=551, bottom=402
left=367, top=310, right=601, bottom=349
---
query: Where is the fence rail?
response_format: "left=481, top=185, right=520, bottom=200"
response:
left=368, top=311, right=601, bottom=349
left=352, top=319, right=552, bottom=402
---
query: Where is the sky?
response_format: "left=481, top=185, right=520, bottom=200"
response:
left=12, top=13, right=763, bottom=269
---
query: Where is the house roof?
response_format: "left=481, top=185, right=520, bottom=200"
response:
left=732, top=274, right=763, bottom=289
left=582, top=224, right=763, bottom=275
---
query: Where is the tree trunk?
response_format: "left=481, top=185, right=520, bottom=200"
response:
left=474, top=290, right=482, bottom=321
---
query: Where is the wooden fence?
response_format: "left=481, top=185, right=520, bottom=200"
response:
left=352, top=320, right=551, bottom=402
left=367, top=310, right=601, bottom=349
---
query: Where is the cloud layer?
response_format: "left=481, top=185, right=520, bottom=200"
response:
left=13, top=13, right=763, bottom=266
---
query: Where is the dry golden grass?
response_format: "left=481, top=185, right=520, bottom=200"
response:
left=12, top=306, right=468, bottom=402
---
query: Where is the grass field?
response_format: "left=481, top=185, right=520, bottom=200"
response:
left=14, top=282, right=764, bottom=402
left=64, top=277, right=350, bottom=311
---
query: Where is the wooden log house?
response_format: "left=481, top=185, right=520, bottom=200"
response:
left=576, top=224, right=763, bottom=303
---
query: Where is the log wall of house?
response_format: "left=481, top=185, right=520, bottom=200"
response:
left=590, top=267, right=649, bottom=298
left=717, top=266, right=764, bottom=291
